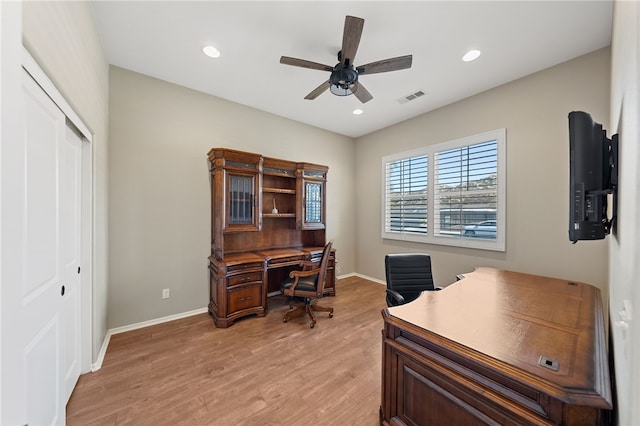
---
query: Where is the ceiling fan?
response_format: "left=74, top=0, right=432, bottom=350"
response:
left=280, top=15, right=413, bottom=104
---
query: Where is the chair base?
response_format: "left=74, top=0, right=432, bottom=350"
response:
left=283, top=298, right=333, bottom=328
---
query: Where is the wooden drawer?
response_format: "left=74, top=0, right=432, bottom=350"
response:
left=227, top=261, right=263, bottom=273
left=208, top=260, right=265, bottom=328
left=227, top=271, right=262, bottom=287
left=267, top=256, right=302, bottom=268
left=228, top=284, right=262, bottom=312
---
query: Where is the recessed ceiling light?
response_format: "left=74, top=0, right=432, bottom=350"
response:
left=353, top=109, right=364, bottom=115
left=203, top=45, right=221, bottom=59
left=462, top=49, right=481, bottom=62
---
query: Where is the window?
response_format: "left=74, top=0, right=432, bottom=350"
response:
left=383, top=151, right=428, bottom=236
left=382, top=129, right=506, bottom=251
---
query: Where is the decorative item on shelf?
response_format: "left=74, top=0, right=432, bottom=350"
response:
left=271, top=198, right=278, bottom=214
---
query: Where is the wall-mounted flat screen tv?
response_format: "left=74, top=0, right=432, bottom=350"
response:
left=568, top=111, right=618, bottom=243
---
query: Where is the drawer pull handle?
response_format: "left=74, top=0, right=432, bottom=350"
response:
left=239, top=296, right=252, bottom=302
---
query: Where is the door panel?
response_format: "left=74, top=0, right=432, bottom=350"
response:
left=61, top=124, right=82, bottom=401
left=25, top=318, right=61, bottom=426
left=23, top=83, right=60, bottom=298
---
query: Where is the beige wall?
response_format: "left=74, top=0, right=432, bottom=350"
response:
left=609, top=1, right=640, bottom=424
left=108, top=67, right=355, bottom=328
left=355, top=48, right=611, bottom=296
left=22, top=1, right=110, bottom=364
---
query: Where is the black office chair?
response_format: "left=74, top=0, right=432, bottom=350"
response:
left=384, top=253, right=442, bottom=307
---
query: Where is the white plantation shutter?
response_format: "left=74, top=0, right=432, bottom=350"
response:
left=434, top=140, right=498, bottom=238
left=384, top=153, right=428, bottom=236
left=382, top=129, right=505, bottom=251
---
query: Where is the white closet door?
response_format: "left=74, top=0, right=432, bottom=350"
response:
left=19, top=68, right=82, bottom=425
left=61, top=124, right=83, bottom=402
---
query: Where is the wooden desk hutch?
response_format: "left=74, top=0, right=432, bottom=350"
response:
left=207, top=148, right=335, bottom=328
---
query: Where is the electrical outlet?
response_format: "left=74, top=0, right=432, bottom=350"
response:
left=162, top=288, right=170, bottom=299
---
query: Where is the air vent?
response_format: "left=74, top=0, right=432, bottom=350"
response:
left=397, top=90, right=426, bottom=104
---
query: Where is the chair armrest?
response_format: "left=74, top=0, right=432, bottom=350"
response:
left=298, top=260, right=317, bottom=270
left=289, top=268, right=320, bottom=279
left=386, top=289, right=405, bottom=305
left=286, top=268, right=320, bottom=293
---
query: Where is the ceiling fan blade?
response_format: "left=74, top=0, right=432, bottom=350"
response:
left=304, top=80, right=331, bottom=100
left=356, top=55, right=413, bottom=75
left=350, top=82, right=373, bottom=104
left=341, top=16, right=364, bottom=66
left=280, top=56, right=334, bottom=72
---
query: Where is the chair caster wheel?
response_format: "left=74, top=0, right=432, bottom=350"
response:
left=309, top=323, right=315, bottom=328
left=283, top=318, right=287, bottom=323
left=329, top=312, right=334, bottom=318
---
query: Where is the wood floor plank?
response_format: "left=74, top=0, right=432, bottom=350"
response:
left=67, top=277, right=385, bottom=425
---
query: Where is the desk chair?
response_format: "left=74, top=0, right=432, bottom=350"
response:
left=385, top=253, right=442, bottom=307
left=281, top=242, right=334, bottom=328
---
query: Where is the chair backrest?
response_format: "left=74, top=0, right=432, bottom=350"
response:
left=314, top=241, right=333, bottom=296
left=385, top=253, right=435, bottom=305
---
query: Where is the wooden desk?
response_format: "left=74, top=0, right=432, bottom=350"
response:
left=380, top=267, right=612, bottom=425
left=208, top=246, right=336, bottom=328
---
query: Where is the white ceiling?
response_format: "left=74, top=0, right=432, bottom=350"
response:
left=91, top=1, right=613, bottom=138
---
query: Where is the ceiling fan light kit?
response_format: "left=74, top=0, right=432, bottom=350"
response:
left=280, top=15, right=413, bottom=104
left=330, top=84, right=355, bottom=97
left=329, top=64, right=358, bottom=96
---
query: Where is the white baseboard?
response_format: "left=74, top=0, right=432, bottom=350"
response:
left=91, top=332, right=111, bottom=372
left=336, top=272, right=356, bottom=280
left=341, top=272, right=386, bottom=285
left=91, top=307, right=208, bottom=371
left=109, top=307, right=209, bottom=336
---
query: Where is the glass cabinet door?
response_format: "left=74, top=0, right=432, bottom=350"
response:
left=226, top=172, right=260, bottom=231
left=297, top=164, right=327, bottom=230
left=304, top=181, right=323, bottom=224
left=298, top=176, right=326, bottom=230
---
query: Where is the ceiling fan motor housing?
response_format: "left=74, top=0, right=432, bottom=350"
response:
left=330, top=64, right=358, bottom=88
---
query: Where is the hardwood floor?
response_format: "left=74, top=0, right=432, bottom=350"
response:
left=67, top=276, right=387, bottom=425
